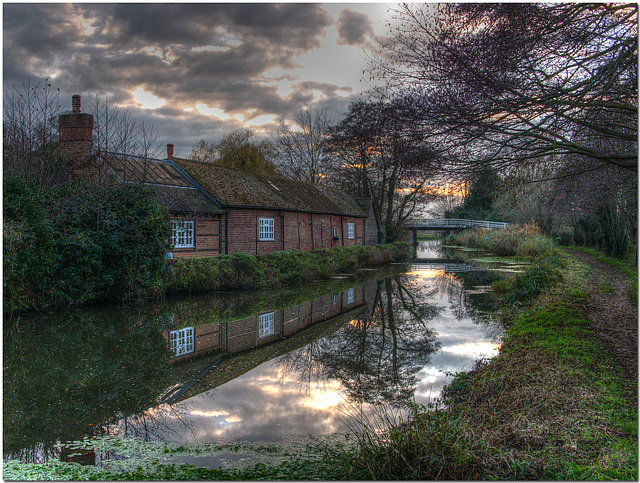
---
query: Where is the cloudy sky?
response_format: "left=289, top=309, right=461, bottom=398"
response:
left=3, top=3, right=396, bottom=156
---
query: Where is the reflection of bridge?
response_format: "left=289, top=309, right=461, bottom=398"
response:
left=412, top=259, right=485, bottom=273
left=405, top=218, right=508, bottom=232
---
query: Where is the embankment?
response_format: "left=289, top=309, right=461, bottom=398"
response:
left=162, top=242, right=411, bottom=295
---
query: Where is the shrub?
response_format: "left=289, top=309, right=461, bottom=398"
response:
left=446, top=224, right=554, bottom=259
left=164, top=242, right=411, bottom=295
left=3, top=176, right=170, bottom=313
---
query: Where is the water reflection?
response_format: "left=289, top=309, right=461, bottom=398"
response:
left=279, top=275, right=440, bottom=407
left=4, top=242, right=506, bottom=463
left=3, top=312, right=171, bottom=463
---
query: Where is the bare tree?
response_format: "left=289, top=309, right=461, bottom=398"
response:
left=3, top=79, right=65, bottom=187
left=329, top=99, right=442, bottom=242
left=274, top=104, right=335, bottom=184
left=369, top=3, right=638, bottom=174
left=89, top=95, right=162, bottom=159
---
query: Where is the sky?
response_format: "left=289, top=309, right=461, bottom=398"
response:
left=3, top=2, right=397, bottom=156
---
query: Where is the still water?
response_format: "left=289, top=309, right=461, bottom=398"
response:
left=4, top=241, right=507, bottom=464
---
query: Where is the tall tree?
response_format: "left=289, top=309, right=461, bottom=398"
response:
left=274, top=105, right=334, bottom=184
left=329, top=99, right=441, bottom=242
left=3, top=79, right=64, bottom=187
left=370, top=3, right=638, bottom=174
left=190, top=129, right=277, bottom=175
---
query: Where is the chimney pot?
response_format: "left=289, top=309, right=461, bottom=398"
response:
left=167, top=143, right=174, bottom=158
left=72, top=94, right=81, bottom=113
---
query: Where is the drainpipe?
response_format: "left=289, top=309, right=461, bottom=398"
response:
left=224, top=210, right=229, bottom=255
left=280, top=211, right=285, bottom=251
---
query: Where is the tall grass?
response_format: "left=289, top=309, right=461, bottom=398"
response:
left=444, top=223, right=554, bottom=258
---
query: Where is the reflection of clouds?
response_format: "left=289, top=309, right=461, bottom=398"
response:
left=136, top=262, right=503, bottom=444
left=159, top=361, right=356, bottom=443
left=189, top=410, right=229, bottom=418
left=442, top=342, right=500, bottom=356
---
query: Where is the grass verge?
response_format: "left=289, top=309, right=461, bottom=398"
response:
left=163, top=242, right=411, bottom=295
left=567, top=245, right=638, bottom=303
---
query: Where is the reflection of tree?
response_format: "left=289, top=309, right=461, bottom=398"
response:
left=434, top=270, right=504, bottom=338
left=277, top=274, right=440, bottom=407
left=115, top=401, right=196, bottom=443
left=3, top=311, right=172, bottom=463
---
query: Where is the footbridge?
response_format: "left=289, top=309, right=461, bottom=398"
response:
left=404, top=218, right=508, bottom=246
left=404, top=218, right=508, bottom=232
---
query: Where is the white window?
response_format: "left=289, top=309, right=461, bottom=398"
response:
left=348, top=288, right=355, bottom=304
left=258, top=218, right=275, bottom=241
left=171, top=220, right=194, bottom=248
left=333, top=227, right=338, bottom=239
left=348, top=223, right=355, bottom=239
left=170, top=327, right=194, bottom=356
left=259, top=312, right=275, bottom=337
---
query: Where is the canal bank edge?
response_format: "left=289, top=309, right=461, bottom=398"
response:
left=350, top=246, right=638, bottom=480
left=162, top=241, right=412, bottom=295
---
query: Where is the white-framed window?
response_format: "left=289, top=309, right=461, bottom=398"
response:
left=333, top=227, right=338, bottom=239
left=171, top=220, right=195, bottom=248
left=258, top=218, right=275, bottom=241
left=170, top=327, right=195, bottom=356
left=259, top=312, right=275, bottom=337
left=347, top=222, right=355, bottom=239
left=347, top=287, right=355, bottom=304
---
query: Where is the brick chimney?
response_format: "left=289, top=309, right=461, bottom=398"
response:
left=167, top=143, right=174, bottom=158
left=59, top=94, right=94, bottom=169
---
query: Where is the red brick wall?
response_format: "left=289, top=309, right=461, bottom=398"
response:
left=226, top=311, right=283, bottom=353
left=226, top=208, right=365, bottom=255
left=170, top=215, right=222, bottom=259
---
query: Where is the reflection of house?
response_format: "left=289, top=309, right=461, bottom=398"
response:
left=163, top=284, right=367, bottom=360
left=58, top=95, right=378, bottom=259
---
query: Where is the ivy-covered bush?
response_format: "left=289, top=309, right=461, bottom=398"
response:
left=4, top=176, right=170, bottom=313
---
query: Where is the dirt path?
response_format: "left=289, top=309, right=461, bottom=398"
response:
left=567, top=249, right=638, bottom=384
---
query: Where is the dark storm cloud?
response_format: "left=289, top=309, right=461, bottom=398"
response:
left=336, top=8, right=375, bottom=46
left=3, top=3, right=379, bottom=150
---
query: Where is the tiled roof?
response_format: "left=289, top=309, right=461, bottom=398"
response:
left=100, top=154, right=223, bottom=215
left=174, top=158, right=367, bottom=217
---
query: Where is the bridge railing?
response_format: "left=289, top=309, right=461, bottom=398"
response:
left=405, top=219, right=508, bottom=230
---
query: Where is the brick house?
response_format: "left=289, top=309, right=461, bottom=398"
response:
left=172, top=155, right=376, bottom=256
left=58, top=95, right=378, bottom=258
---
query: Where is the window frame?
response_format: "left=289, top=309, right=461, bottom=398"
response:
left=347, top=287, right=355, bottom=304
left=347, top=222, right=355, bottom=239
left=258, top=312, right=275, bottom=337
left=171, top=219, right=195, bottom=248
left=258, top=218, right=275, bottom=241
left=169, top=327, right=195, bottom=356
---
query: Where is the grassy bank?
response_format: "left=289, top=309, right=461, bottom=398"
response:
left=163, top=242, right=411, bottom=295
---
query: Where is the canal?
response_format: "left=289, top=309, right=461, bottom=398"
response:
left=4, top=241, right=514, bottom=467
